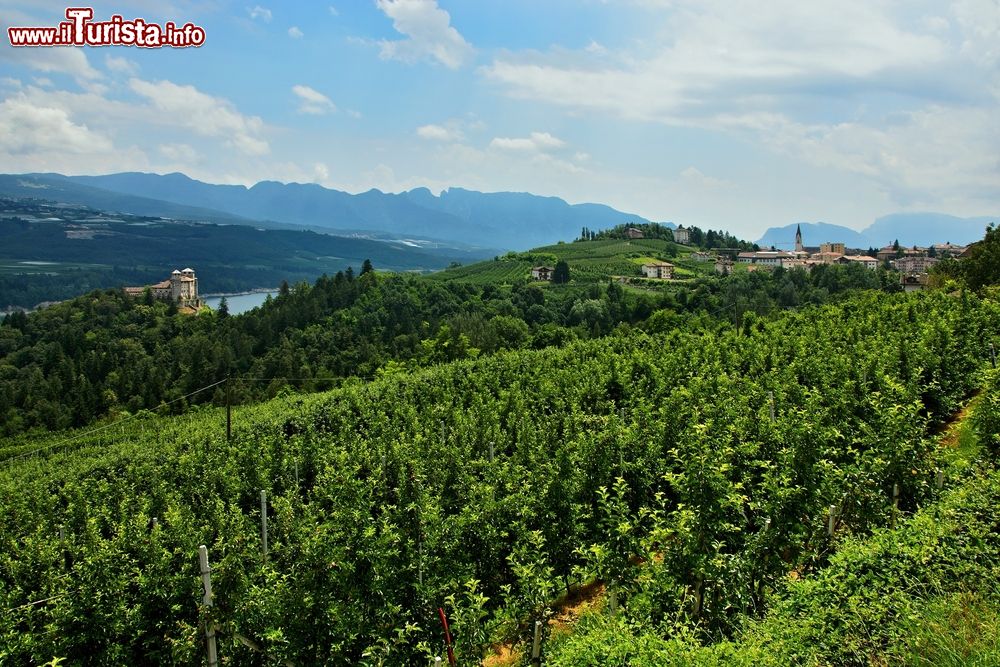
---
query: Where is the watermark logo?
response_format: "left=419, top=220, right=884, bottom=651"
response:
left=7, top=7, right=206, bottom=48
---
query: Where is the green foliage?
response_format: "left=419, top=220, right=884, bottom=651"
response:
left=0, top=292, right=997, bottom=664
left=553, top=260, right=571, bottom=284
left=962, top=223, right=1000, bottom=291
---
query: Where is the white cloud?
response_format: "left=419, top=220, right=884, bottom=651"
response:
left=288, top=26, right=303, bottom=39
left=0, top=47, right=101, bottom=84
left=490, top=131, right=566, bottom=152
left=292, top=85, right=336, bottom=114
left=329, top=5, right=339, bottom=16
left=417, top=123, right=462, bottom=142
left=159, top=143, right=199, bottom=163
left=679, top=166, right=730, bottom=190
left=375, top=0, right=473, bottom=69
left=483, top=1, right=1000, bottom=212
left=0, top=95, right=113, bottom=155
left=313, top=162, right=330, bottom=182
left=105, top=55, right=139, bottom=76
left=248, top=5, right=272, bottom=22
left=130, top=78, right=269, bottom=155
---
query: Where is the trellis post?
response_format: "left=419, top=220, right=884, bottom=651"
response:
left=199, top=545, right=218, bottom=667
left=260, top=489, right=268, bottom=560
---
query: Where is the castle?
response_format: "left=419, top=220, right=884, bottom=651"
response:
left=124, top=268, right=201, bottom=311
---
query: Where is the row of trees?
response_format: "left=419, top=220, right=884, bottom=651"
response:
left=578, top=222, right=758, bottom=251
left=2, top=290, right=996, bottom=664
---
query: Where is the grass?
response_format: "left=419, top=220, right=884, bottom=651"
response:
left=890, top=590, right=1000, bottom=666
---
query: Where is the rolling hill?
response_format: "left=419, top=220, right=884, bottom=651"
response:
left=429, top=237, right=711, bottom=285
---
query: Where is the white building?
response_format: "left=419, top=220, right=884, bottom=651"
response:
left=736, top=251, right=797, bottom=267
left=641, top=262, right=675, bottom=279
left=838, top=255, right=878, bottom=270
left=673, top=225, right=691, bottom=244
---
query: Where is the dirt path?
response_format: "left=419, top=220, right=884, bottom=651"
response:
left=482, top=580, right=606, bottom=666
left=938, top=392, right=980, bottom=451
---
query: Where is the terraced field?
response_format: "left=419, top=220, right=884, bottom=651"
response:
left=430, top=238, right=713, bottom=284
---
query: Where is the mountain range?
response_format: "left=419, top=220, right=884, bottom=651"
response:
left=0, top=172, right=656, bottom=250
left=757, top=213, right=997, bottom=250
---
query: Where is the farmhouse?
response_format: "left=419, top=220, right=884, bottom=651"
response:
left=124, top=268, right=201, bottom=311
left=672, top=225, right=691, bottom=244
left=530, top=266, right=554, bottom=281
left=641, top=262, right=675, bottom=279
left=624, top=227, right=645, bottom=239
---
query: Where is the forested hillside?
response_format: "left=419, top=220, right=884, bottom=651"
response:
left=2, top=291, right=997, bottom=664
left=1, top=258, right=892, bottom=436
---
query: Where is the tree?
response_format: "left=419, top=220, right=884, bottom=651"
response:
left=361, top=259, right=374, bottom=275
left=217, top=296, right=229, bottom=319
left=962, top=224, right=1000, bottom=291
left=552, top=260, right=570, bottom=284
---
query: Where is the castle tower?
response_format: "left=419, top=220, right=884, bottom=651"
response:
left=794, top=224, right=804, bottom=253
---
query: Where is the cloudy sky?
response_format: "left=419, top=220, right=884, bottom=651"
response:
left=1, top=0, right=997, bottom=238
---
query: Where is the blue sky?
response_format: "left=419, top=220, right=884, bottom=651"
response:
left=0, top=0, right=997, bottom=239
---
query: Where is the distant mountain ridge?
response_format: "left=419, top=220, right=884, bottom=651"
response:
left=758, top=213, right=997, bottom=250
left=0, top=172, right=657, bottom=250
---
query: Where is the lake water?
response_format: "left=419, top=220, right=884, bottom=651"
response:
left=203, top=290, right=279, bottom=315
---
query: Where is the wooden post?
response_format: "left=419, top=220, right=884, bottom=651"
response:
left=891, top=483, right=900, bottom=528
left=438, top=607, right=456, bottom=667
left=260, top=490, right=268, bottom=561
left=763, top=517, right=771, bottom=533
left=936, top=468, right=945, bottom=489
left=199, top=545, right=219, bottom=667
left=692, top=578, right=702, bottom=618
left=531, top=619, right=542, bottom=666
left=991, top=343, right=996, bottom=368
left=489, top=441, right=494, bottom=463
left=434, top=658, right=442, bottom=666
left=768, top=391, right=775, bottom=422
left=827, top=504, right=836, bottom=537
left=225, top=378, right=232, bottom=441
left=294, top=460, right=299, bottom=488
left=151, top=517, right=158, bottom=530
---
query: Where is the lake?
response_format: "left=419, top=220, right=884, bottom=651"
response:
left=203, top=290, right=279, bottom=315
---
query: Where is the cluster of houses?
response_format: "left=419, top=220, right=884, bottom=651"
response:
left=723, top=226, right=968, bottom=290
left=532, top=224, right=968, bottom=289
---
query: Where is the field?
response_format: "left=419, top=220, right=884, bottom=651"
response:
left=429, top=238, right=714, bottom=285
left=2, top=291, right=997, bottom=665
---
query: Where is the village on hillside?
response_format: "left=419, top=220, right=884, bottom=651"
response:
left=528, top=223, right=966, bottom=290
left=729, top=224, right=967, bottom=291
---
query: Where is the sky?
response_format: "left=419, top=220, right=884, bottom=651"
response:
left=0, top=0, right=997, bottom=239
